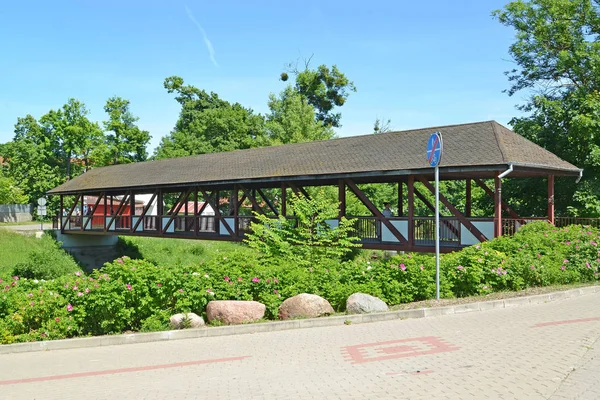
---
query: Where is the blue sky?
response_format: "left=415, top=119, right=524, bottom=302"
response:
left=0, top=0, right=525, bottom=153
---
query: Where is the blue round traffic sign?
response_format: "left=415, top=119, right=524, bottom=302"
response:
left=426, top=132, right=443, bottom=167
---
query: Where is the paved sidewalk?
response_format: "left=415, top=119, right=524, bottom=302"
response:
left=2, top=292, right=600, bottom=399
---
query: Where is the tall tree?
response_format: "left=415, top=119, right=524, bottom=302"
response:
left=494, top=0, right=600, bottom=216
left=266, top=86, right=334, bottom=144
left=283, top=60, right=356, bottom=128
left=155, top=76, right=268, bottom=159
left=103, top=97, right=150, bottom=165
left=39, top=99, right=103, bottom=179
left=4, top=116, right=63, bottom=205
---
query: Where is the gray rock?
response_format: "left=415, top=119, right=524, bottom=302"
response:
left=278, top=293, right=334, bottom=320
left=346, top=293, right=389, bottom=314
left=206, top=300, right=266, bottom=325
left=169, top=312, right=205, bottom=329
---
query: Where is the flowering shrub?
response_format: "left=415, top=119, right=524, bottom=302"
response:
left=0, top=221, right=599, bottom=344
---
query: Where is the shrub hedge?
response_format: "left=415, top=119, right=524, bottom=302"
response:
left=0, top=222, right=598, bottom=344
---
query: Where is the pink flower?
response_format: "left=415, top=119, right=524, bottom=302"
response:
left=27, top=293, right=33, bottom=297
left=75, top=272, right=81, bottom=277
left=238, top=277, right=243, bottom=282
left=224, top=276, right=230, bottom=282
left=400, top=264, right=406, bottom=271
left=30, top=301, right=35, bottom=306
left=116, top=259, right=124, bottom=264
left=94, top=284, right=99, bottom=289
left=274, top=289, right=279, bottom=294
left=66, top=304, right=73, bottom=312
left=77, top=292, right=83, bottom=296
left=55, top=317, right=60, bottom=322
left=561, top=265, right=566, bottom=271
left=475, top=245, right=480, bottom=249
left=157, top=283, right=162, bottom=287
left=206, top=289, right=212, bottom=293
left=478, top=258, right=483, bottom=263
left=457, top=265, right=464, bottom=271
left=266, top=279, right=271, bottom=283
left=0, top=278, right=3, bottom=283
left=530, top=265, right=535, bottom=270
left=252, top=277, right=260, bottom=283
left=228, top=281, right=233, bottom=285
left=178, top=289, right=184, bottom=293
left=586, top=262, right=591, bottom=268
left=85, top=288, right=90, bottom=293
left=419, top=265, right=424, bottom=271
left=126, top=284, right=132, bottom=291
left=12, top=276, right=19, bottom=281
left=274, top=278, right=279, bottom=283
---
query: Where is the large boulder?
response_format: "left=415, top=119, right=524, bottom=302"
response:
left=278, top=293, right=334, bottom=320
left=169, top=312, right=205, bottom=329
left=206, top=300, right=266, bottom=325
left=346, top=293, right=389, bottom=314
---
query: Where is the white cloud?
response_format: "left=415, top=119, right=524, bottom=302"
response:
left=184, top=5, right=218, bottom=68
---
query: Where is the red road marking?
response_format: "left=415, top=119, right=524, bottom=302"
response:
left=342, top=336, right=459, bottom=364
left=531, top=317, right=600, bottom=328
left=386, top=369, right=434, bottom=376
left=0, top=355, right=251, bottom=386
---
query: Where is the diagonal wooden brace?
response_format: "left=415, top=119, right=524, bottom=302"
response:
left=416, top=176, right=487, bottom=242
left=345, top=179, right=408, bottom=244
left=474, top=179, right=523, bottom=222
left=413, top=187, right=460, bottom=237
left=201, top=189, right=235, bottom=236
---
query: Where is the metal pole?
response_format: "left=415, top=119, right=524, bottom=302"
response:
left=435, top=165, right=440, bottom=300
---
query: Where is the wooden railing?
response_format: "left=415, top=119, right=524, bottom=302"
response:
left=414, top=217, right=460, bottom=245
left=52, top=212, right=600, bottom=249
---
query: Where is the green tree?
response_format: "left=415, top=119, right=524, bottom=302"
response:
left=155, top=76, right=268, bottom=159
left=4, top=116, right=63, bottom=207
left=266, top=86, right=334, bottom=144
left=284, top=61, right=356, bottom=128
left=0, top=173, right=28, bottom=204
left=103, top=97, right=150, bottom=165
left=39, top=99, right=103, bottom=179
left=494, top=0, right=600, bottom=216
left=245, top=192, right=360, bottom=268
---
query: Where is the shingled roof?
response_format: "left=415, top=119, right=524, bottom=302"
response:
left=48, top=121, right=581, bottom=194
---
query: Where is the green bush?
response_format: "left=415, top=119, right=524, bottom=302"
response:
left=12, top=237, right=81, bottom=280
left=1, top=221, right=599, bottom=344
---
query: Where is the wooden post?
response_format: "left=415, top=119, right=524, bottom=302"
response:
left=157, top=189, right=163, bottom=234
left=80, top=195, right=84, bottom=230
left=465, top=178, right=472, bottom=218
left=281, top=184, right=287, bottom=217
left=103, top=194, right=107, bottom=231
left=495, top=175, right=502, bottom=237
left=338, top=180, right=346, bottom=219
left=398, top=182, right=403, bottom=217
left=194, top=189, right=199, bottom=236
left=130, top=193, right=135, bottom=232
left=408, top=176, right=414, bottom=246
left=548, top=175, right=555, bottom=225
left=233, top=185, right=239, bottom=237
left=59, top=195, right=64, bottom=232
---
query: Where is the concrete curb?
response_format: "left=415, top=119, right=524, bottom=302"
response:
left=2, top=285, right=599, bottom=355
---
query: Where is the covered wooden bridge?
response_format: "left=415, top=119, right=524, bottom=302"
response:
left=49, top=121, right=581, bottom=253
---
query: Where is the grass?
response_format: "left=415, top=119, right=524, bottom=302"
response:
left=0, top=229, right=79, bottom=276
left=117, top=236, right=258, bottom=267
left=0, top=220, right=41, bottom=226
